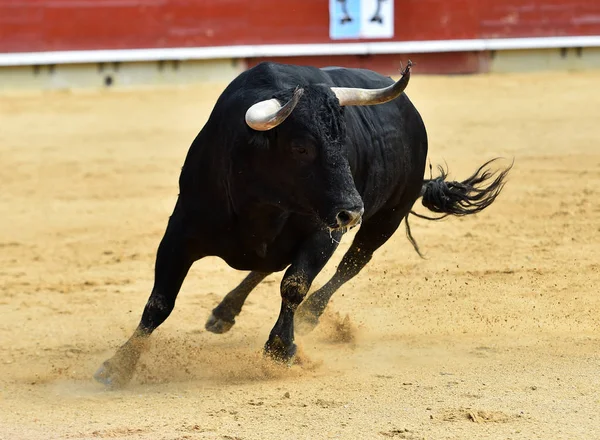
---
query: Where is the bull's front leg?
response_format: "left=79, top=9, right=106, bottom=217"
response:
left=264, top=230, right=341, bottom=362
left=94, top=209, right=202, bottom=388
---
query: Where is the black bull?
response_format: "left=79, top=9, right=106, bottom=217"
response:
left=95, top=61, right=511, bottom=387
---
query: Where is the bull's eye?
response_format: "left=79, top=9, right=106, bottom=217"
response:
left=291, top=144, right=316, bottom=162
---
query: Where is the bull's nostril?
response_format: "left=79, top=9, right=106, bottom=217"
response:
left=336, top=211, right=353, bottom=226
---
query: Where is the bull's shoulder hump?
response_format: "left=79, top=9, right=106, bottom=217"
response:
left=244, top=61, right=325, bottom=83
left=319, top=66, right=394, bottom=88
left=223, top=62, right=328, bottom=97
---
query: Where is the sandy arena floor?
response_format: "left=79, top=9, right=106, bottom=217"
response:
left=0, top=70, right=599, bottom=440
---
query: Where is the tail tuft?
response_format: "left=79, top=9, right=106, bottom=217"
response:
left=405, top=158, right=513, bottom=256
left=415, top=158, right=513, bottom=220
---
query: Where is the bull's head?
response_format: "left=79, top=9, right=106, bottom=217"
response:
left=240, top=62, right=412, bottom=231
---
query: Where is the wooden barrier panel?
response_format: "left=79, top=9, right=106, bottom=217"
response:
left=1, top=0, right=599, bottom=53
left=481, top=0, right=600, bottom=38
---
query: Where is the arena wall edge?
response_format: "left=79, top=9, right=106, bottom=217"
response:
left=2, top=0, right=600, bottom=90
left=1, top=46, right=600, bottom=91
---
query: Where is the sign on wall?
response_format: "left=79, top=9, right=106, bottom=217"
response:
left=329, top=0, right=394, bottom=40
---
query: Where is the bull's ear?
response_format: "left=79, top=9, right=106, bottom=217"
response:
left=245, top=87, right=304, bottom=131
left=331, top=60, right=412, bottom=106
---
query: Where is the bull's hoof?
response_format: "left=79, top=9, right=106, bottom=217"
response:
left=93, top=358, right=135, bottom=389
left=264, top=337, right=297, bottom=365
left=294, top=308, right=320, bottom=336
left=205, top=313, right=235, bottom=334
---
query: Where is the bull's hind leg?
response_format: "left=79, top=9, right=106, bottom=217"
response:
left=295, top=207, right=408, bottom=334
left=205, top=271, right=271, bottom=334
left=94, top=211, right=202, bottom=388
left=264, top=230, right=342, bottom=362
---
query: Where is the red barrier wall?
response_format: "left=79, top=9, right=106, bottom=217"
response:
left=1, top=0, right=599, bottom=53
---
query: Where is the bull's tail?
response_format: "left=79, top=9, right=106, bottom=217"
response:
left=405, top=158, right=513, bottom=257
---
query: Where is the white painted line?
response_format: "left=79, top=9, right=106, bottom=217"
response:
left=1, top=36, right=599, bottom=66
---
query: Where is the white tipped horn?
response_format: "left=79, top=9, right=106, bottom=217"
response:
left=331, top=60, right=413, bottom=106
left=245, top=87, right=304, bottom=131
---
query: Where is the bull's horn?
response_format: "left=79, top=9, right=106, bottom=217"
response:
left=245, top=87, right=304, bottom=131
left=331, top=60, right=412, bottom=106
